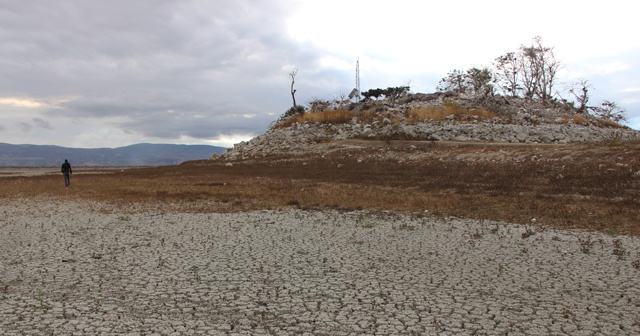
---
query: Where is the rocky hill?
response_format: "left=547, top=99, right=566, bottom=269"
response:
left=218, top=92, right=639, bottom=160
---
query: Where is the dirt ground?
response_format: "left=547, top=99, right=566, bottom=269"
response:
left=1, top=140, right=639, bottom=235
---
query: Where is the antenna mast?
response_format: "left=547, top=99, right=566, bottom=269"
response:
left=356, top=58, right=360, bottom=104
left=348, top=58, right=362, bottom=112
left=355, top=58, right=361, bottom=113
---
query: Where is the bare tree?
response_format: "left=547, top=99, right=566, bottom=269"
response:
left=437, top=37, right=627, bottom=120
left=289, top=68, right=299, bottom=112
left=436, top=69, right=467, bottom=94
left=494, top=52, right=522, bottom=97
left=466, top=67, right=494, bottom=97
left=567, top=79, right=592, bottom=114
left=518, top=48, right=536, bottom=99
left=520, top=36, right=562, bottom=103
left=437, top=68, right=493, bottom=97
left=590, top=100, right=627, bottom=123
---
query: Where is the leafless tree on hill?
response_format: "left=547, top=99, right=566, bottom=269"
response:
left=566, top=79, right=592, bottom=114
left=494, top=52, right=522, bottom=97
left=492, top=37, right=562, bottom=103
left=289, top=68, right=299, bottom=111
left=590, top=100, right=627, bottom=123
left=520, top=36, right=562, bottom=103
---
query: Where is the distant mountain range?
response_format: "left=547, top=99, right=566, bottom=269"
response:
left=0, top=142, right=226, bottom=166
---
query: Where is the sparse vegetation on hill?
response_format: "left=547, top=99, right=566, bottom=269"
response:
left=276, top=100, right=500, bottom=130
left=276, top=109, right=355, bottom=128
left=278, top=37, right=628, bottom=132
left=405, top=101, right=496, bottom=123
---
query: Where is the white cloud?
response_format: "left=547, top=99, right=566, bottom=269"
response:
left=592, top=62, right=630, bottom=75
left=0, top=97, right=47, bottom=108
left=206, top=134, right=256, bottom=148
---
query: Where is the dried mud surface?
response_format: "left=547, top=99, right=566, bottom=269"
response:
left=1, top=199, right=639, bottom=335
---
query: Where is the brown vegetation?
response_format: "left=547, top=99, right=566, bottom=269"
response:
left=1, top=141, right=639, bottom=236
left=277, top=101, right=499, bottom=129
left=561, top=115, right=589, bottom=125
left=405, top=101, right=497, bottom=122
left=276, top=109, right=356, bottom=128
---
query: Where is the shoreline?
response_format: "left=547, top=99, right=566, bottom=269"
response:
left=0, top=166, right=146, bottom=177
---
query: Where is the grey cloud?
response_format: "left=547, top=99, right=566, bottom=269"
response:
left=0, top=0, right=299, bottom=94
left=0, top=0, right=382, bottom=145
left=24, top=5, right=287, bottom=63
left=32, top=118, right=53, bottom=130
left=18, top=122, right=32, bottom=132
left=0, top=3, right=417, bottom=147
left=116, top=110, right=274, bottom=140
left=15, top=118, right=53, bottom=133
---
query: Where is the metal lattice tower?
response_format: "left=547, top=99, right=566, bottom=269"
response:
left=355, top=58, right=360, bottom=104
left=354, top=58, right=361, bottom=113
left=348, top=58, right=361, bottom=113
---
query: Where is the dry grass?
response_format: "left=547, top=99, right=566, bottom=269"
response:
left=276, top=101, right=497, bottom=129
left=563, top=115, right=589, bottom=125
left=597, top=119, right=626, bottom=128
left=1, top=141, right=639, bottom=236
left=560, top=114, right=623, bottom=128
left=276, top=109, right=356, bottom=128
left=406, top=101, right=496, bottom=122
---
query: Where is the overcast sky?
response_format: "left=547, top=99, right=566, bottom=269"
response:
left=1, top=0, right=638, bottom=148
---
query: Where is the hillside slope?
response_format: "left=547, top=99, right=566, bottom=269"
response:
left=219, top=93, right=639, bottom=160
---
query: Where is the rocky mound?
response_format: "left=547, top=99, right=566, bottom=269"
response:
left=219, top=93, right=639, bottom=160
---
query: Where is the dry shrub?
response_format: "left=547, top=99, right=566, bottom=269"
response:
left=357, top=110, right=379, bottom=124
left=561, top=115, right=586, bottom=124
left=406, top=101, right=496, bottom=122
left=572, top=115, right=589, bottom=124
left=597, top=119, right=625, bottom=128
left=277, top=110, right=355, bottom=128
left=406, top=107, right=449, bottom=122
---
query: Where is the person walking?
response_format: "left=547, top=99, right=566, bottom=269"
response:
left=61, top=159, right=72, bottom=188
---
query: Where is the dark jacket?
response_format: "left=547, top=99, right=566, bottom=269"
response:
left=61, top=160, right=72, bottom=174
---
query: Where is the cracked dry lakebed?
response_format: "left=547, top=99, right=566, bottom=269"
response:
left=1, top=199, right=639, bottom=335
